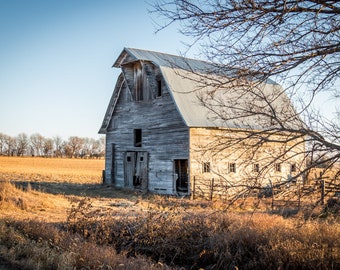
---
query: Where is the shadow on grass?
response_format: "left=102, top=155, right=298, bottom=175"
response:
left=8, top=180, right=136, bottom=199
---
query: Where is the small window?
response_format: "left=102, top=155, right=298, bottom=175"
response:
left=275, top=163, right=281, bottom=172
left=229, top=163, right=236, bottom=173
left=157, top=79, right=162, bottom=97
left=134, top=129, right=142, bottom=147
left=253, top=163, right=260, bottom=172
left=127, top=156, right=131, bottom=162
left=203, top=162, right=210, bottom=173
left=291, top=163, right=296, bottom=172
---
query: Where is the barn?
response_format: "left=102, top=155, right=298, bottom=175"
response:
left=99, top=48, right=305, bottom=196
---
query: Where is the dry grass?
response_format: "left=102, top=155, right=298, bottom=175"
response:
left=0, top=182, right=174, bottom=269
left=0, top=181, right=70, bottom=222
left=0, top=219, right=172, bottom=270
left=0, top=156, right=104, bottom=183
left=67, top=197, right=340, bottom=270
left=0, top=157, right=339, bottom=269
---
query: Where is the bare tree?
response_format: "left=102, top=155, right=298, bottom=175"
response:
left=66, top=136, right=84, bottom=158
left=0, top=133, right=6, bottom=155
left=4, top=135, right=16, bottom=156
left=30, top=133, right=45, bottom=157
left=53, top=136, right=64, bottom=158
left=91, top=137, right=105, bottom=158
left=16, top=133, right=29, bottom=156
left=43, top=138, right=53, bottom=157
left=152, top=0, right=339, bottom=199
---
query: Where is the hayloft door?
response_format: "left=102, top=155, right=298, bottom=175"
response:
left=124, top=151, right=148, bottom=191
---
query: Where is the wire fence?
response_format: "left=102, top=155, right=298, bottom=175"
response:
left=191, top=176, right=340, bottom=209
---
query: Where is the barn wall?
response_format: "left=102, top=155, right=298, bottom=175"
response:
left=189, top=127, right=306, bottom=196
left=104, top=62, right=189, bottom=194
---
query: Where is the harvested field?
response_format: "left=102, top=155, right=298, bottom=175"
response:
left=0, top=156, right=104, bottom=183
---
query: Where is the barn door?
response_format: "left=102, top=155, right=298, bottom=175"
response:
left=174, top=159, right=188, bottom=192
left=124, top=152, right=136, bottom=187
left=124, top=151, right=148, bottom=191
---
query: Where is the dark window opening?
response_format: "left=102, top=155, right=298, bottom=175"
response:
left=203, top=162, right=211, bottom=173
left=291, top=163, right=296, bottom=172
left=157, top=79, right=162, bottom=97
left=175, top=159, right=188, bottom=192
left=134, top=129, right=142, bottom=147
left=127, top=156, right=131, bottom=162
left=253, top=163, right=260, bottom=172
left=275, top=163, right=281, bottom=172
left=229, top=163, right=236, bottom=173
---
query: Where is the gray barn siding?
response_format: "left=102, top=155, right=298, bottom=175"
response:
left=104, top=63, right=189, bottom=194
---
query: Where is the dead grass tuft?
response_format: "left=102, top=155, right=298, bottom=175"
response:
left=0, top=181, right=28, bottom=210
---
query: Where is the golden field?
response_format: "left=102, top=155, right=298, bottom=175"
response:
left=0, top=157, right=339, bottom=269
left=0, top=156, right=104, bottom=183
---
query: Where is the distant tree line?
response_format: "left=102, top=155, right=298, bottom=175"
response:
left=0, top=132, right=105, bottom=158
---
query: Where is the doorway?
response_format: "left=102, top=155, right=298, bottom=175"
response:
left=174, top=159, right=188, bottom=192
left=124, top=151, right=148, bottom=191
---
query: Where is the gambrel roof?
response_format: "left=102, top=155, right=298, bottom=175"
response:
left=99, top=48, right=302, bottom=134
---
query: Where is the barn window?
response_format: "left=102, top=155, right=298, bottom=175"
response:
left=253, top=163, right=260, bottom=172
left=203, top=162, right=210, bottom=173
left=229, top=163, right=236, bottom=173
left=134, top=129, right=142, bottom=147
left=291, top=163, right=296, bottom=172
left=157, top=79, right=162, bottom=97
left=275, top=163, right=281, bottom=172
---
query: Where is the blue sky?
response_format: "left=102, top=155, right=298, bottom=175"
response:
left=0, top=0, right=193, bottom=139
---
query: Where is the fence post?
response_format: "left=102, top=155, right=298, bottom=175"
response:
left=210, top=178, right=214, bottom=200
left=102, top=170, right=105, bottom=184
left=297, top=183, right=301, bottom=209
left=320, top=179, right=325, bottom=205
left=192, top=176, right=196, bottom=200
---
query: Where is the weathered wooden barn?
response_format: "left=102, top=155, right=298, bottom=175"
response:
left=99, top=48, right=305, bottom=196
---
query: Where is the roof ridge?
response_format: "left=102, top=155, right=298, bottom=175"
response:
left=124, top=47, right=207, bottom=64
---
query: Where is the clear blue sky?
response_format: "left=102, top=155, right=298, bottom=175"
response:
left=0, top=0, right=193, bottom=139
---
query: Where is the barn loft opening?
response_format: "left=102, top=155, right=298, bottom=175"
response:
left=134, top=62, right=144, bottom=101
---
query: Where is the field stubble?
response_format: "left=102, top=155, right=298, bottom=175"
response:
left=0, top=156, right=104, bottom=183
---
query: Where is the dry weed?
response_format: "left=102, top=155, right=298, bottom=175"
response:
left=65, top=196, right=340, bottom=269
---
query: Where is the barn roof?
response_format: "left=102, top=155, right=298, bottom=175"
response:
left=113, top=47, right=215, bottom=72
left=99, top=48, right=302, bottom=133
